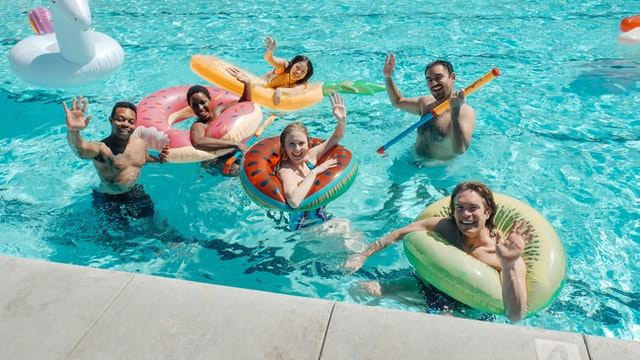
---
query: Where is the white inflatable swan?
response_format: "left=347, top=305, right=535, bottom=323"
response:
left=9, top=0, right=124, bottom=87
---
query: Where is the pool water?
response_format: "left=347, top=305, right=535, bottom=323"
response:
left=2, top=0, right=640, bottom=340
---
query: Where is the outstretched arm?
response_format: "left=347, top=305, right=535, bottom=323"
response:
left=190, top=122, right=248, bottom=153
left=449, top=91, right=476, bottom=154
left=344, top=217, right=445, bottom=273
left=263, top=36, right=287, bottom=73
left=496, top=219, right=534, bottom=322
left=278, top=159, right=338, bottom=209
left=383, top=53, right=423, bottom=116
left=64, top=96, right=101, bottom=159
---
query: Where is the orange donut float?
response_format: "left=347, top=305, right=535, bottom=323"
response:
left=240, top=136, right=358, bottom=212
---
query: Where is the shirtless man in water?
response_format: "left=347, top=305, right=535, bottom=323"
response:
left=383, top=54, right=476, bottom=160
left=64, top=96, right=167, bottom=195
left=345, top=181, right=533, bottom=322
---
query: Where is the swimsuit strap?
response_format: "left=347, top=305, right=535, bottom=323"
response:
left=289, top=206, right=330, bottom=231
left=305, top=160, right=315, bottom=170
left=268, top=72, right=294, bottom=88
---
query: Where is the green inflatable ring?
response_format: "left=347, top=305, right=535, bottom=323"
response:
left=403, top=193, right=567, bottom=317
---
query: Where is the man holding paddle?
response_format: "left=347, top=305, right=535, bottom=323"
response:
left=383, top=54, right=476, bottom=161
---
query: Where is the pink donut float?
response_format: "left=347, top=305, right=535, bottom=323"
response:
left=134, top=85, right=263, bottom=163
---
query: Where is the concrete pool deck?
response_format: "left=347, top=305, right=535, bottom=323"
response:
left=1, top=254, right=638, bottom=359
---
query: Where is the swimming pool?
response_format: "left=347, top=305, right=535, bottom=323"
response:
left=2, top=0, right=639, bottom=340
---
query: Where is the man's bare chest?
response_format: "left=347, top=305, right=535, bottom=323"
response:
left=418, top=115, right=451, bottom=139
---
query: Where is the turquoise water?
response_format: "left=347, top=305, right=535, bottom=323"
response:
left=2, top=0, right=640, bottom=340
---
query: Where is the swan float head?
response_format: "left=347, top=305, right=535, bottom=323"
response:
left=49, top=0, right=91, bottom=31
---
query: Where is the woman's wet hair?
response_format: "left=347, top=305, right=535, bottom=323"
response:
left=449, top=181, right=497, bottom=233
left=186, top=85, right=211, bottom=104
left=277, top=122, right=309, bottom=168
left=287, top=55, right=314, bottom=85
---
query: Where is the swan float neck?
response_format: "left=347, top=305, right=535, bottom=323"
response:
left=50, top=0, right=94, bottom=63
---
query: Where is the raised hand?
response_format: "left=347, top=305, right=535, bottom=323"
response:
left=63, top=95, right=92, bottom=131
left=226, top=67, right=251, bottom=85
left=383, top=53, right=396, bottom=78
left=263, top=36, right=277, bottom=52
left=496, top=219, right=535, bottom=263
left=329, top=92, right=346, bottom=122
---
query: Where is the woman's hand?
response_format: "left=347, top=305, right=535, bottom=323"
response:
left=273, top=88, right=282, bottom=106
left=313, top=158, right=338, bottom=174
left=263, top=36, right=276, bottom=52
left=227, top=67, right=251, bottom=85
left=496, top=219, right=534, bottom=264
left=329, top=92, right=346, bottom=122
left=383, top=53, right=396, bottom=78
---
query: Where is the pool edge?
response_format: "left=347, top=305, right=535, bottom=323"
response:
left=0, top=254, right=637, bottom=359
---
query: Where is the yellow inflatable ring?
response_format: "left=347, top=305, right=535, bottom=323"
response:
left=191, top=54, right=324, bottom=111
left=403, top=193, right=567, bottom=317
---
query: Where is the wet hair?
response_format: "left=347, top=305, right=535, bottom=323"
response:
left=449, top=181, right=497, bottom=233
left=186, top=85, right=211, bottom=104
left=110, top=101, right=136, bottom=119
left=425, top=59, right=454, bottom=79
left=286, top=55, right=314, bottom=85
left=277, top=122, right=309, bottom=168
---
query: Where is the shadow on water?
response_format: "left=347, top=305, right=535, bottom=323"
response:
left=555, top=278, right=640, bottom=329
left=10, top=179, right=633, bottom=329
left=10, top=187, right=629, bottom=327
left=371, top=150, right=452, bottom=228
left=565, top=59, right=640, bottom=97
left=529, top=127, right=640, bottom=144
